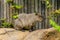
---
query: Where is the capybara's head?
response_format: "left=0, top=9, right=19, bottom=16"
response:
left=35, top=13, right=44, bottom=22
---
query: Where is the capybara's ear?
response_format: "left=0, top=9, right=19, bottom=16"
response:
left=35, top=13, right=38, bottom=15
left=34, top=10, right=38, bottom=15
left=35, top=13, right=41, bottom=16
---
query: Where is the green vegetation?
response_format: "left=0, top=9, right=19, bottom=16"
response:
left=0, top=12, right=19, bottom=28
left=1, top=0, right=23, bottom=28
left=45, top=0, right=52, bottom=8
left=6, top=0, right=23, bottom=10
left=45, top=0, right=60, bottom=32
left=49, top=9, right=60, bottom=32
left=11, top=5, right=23, bottom=10
left=0, top=18, right=13, bottom=28
left=2, top=22, right=13, bottom=28
left=6, top=0, right=13, bottom=3
left=0, top=0, right=22, bottom=28
left=12, top=13, right=19, bottom=19
left=49, top=19, right=60, bottom=31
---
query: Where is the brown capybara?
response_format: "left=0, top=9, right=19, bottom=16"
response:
left=14, top=13, right=44, bottom=31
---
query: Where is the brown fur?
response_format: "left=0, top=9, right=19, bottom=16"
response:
left=14, top=13, right=43, bottom=31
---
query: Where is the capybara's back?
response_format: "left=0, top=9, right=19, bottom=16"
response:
left=14, top=13, right=44, bottom=31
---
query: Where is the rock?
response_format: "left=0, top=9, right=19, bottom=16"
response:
left=0, top=28, right=30, bottom=40
left=24, top=28, right=60, bottom=40
left=0, top=28, right=60, bottom=40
